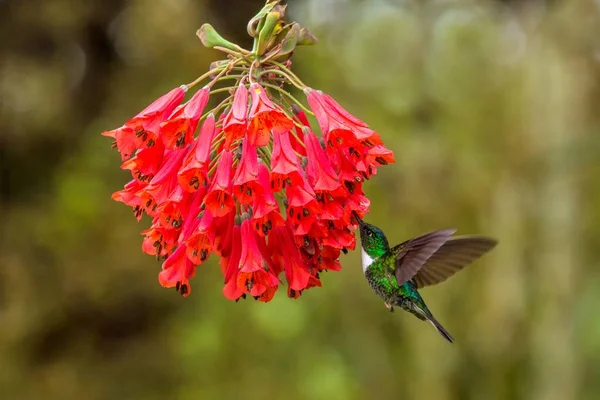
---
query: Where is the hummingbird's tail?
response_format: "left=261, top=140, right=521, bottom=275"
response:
left=426, top=314, right=454, bottom=343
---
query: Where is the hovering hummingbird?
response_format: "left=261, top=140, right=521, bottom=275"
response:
left=353, top=212, right=497, bottom=343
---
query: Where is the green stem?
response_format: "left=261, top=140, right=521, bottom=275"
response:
left=262, top=83, right=314, bottom=116
left=269, top=60, right=308, bottom=88
left=259, top=69, right=304, bottom=90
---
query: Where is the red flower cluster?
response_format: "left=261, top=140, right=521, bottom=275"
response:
left=103, top=2, right=394, bottom=301
left=105, top=81, right=394, bottom=300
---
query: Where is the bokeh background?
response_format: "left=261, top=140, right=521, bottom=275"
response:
left=2, top=0, right=600, bottom=399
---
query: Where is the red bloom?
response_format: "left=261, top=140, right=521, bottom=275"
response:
left=185, top=210, right=216, bottom=265
left=158, top=245, right=196, bottom=296
left=212, top=212, right=235, bottom=257
left=270, top=131, right=303, bottom=192
left=285, top=174, right=321, bottom=235
left=269, top=226, right=312, bottom=293
left=238, top=219, right=265, bottom=273
left=104, top=86, right=186, bottom=156
left=102, top=126, right=137, bottom=161
left=178, top=114, right=216, bottom=192
left=204, top=150, right=235, bottom=217
left=303, top=129, right=344, bottom=194
left=157, top=185, right=193, bottom=230
left=141, top=217, right=179, bottom=258
left=232, top=138, right=262, bottom=205
left=247, top=83, right=294, bottom=147
left=120, top=137, right=165, bottom=182
left=222, top=83, right=248, bottom=150
left=305, top=88, right=377, bottom=145
left=144, top=148, right=188, bottom=207
left=223, top=225, right=244, bottom=301
left=111, top=179, right=148, bottom=220
left=252, top=164, right=284, bottom=237
left=160, top=86, right=210, bottom=149
left=224, top=220, right=279, bottom=302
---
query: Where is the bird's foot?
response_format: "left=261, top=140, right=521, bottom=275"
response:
left=385, top=303, right=394, bottom=313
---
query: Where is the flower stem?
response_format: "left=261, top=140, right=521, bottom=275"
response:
left=262, top=83, right=314, bottom=116
left=269, top=60, right=308, bottom=88
left=259, top=69, right=304, bottom=90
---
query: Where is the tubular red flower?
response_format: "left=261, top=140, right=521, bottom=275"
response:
left=157, top=186, right=193, bottom=230
left=247, top=83, right=294, bottom=147
left=120, top=86, right=187, bottom=150
left=185, top=210, right=216, bottom=265
left=232, top=138, right=262, bottom=205
left=141, top=217, right=179, bottom=258
left=252, top=164, right=284, bottom=236
left=111, top=179, right=148, bottom=220
left=285, top=174, right=321, bottom=236
left=160, top=87, right=210, bottom=149
left=121, top=138, right=166, bottom=182
left=222, top=83, right=248, bottom=150
left=178, top=114, right=216, bottom=192
left=269, top=226, right=312, bottom=293
left=305, top=88, right=376, bottom=145
left=158, top=245, right=196, bottom=297
left=303, top=129, right=343, bottom=194
left=270, top=131, right=303, bottom=192
left=238, top=219, right=265, bottom=273
left=144, top=148, right=188, bottom=207
left=223, top=225, right=244, bottom=301
left=102, top=126, right=137, bottom=161
left=204, top=150, right=235, bottom=217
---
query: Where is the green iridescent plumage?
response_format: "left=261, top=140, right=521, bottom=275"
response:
left=354, top=212, right=497, bottom=343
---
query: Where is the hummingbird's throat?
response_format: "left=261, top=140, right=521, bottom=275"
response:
left=361, top=248, right=375, bottom=273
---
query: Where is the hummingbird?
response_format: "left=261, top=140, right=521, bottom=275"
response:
left=353, top=212, right=497, bottom=343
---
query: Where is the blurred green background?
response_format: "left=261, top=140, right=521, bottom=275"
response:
left=2, top=0, right=600, bottom=399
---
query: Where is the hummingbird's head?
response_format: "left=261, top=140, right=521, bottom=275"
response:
left=352, top=212, right=389, bottom=258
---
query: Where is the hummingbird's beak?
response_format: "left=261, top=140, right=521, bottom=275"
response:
left=351, top=211, right=364, bottom=226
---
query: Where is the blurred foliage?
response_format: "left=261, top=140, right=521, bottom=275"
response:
left=2, top=0, right=600, bottom=399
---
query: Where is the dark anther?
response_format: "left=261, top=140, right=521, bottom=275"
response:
left=342, top=247, right=348, bottom=255
left=375, top=156, right=388, bottom=165
left=241, top=293, right=247, bottom=300
left=336, top=137, right=343, bottom=144
left=176, top=134, right=185, bottom=147
left=344, top=181, right=355, bottom=193
left=289, top=289, right=296, bottom=297
left=354, top=176, right=362, bottom=183
left=253, top=296, right=259, bottom=300
left=328, top=140, right=333, bottom=147
left=246, top=188, right=252, bottom=196
left=262, top=225, right=268, bottom=235
left=285, top=178, right=292, bottom=186
left=368, top=166, right=373, bottom=176
left=327, top=194, right=334, bottom=202
left=270, top=180, right=275, bottom=189
left=176, top=281, right=181, bottom=291
left=146, top=199, right=153, bottom=207
left=255, top=222, right=260, bottom=230
left=135, top=129, right=144, bottom=137
left=200, top=249, right=208, bottom=261
left=189, top=176, right=199, bottom=189
left=180, top=284, right=189, bottom=296
left=289, top=208, right=295, bottom=217
left=303, top=208, right=310, bottom=217
left=328, top=220, right=335, bottom=229
left=296, top=213, right=301, bottom=221
left=142, top=132, right=148, bottom=142
left=316, top=193, right=323, bottom=202
left=315, top=272, right=320, bottom=279
left=147, top=138, right=155, bottom=147
left=266, top=220, right=272, bottom=230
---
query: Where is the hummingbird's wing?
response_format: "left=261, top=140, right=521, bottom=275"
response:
left=394, top=229, right=456, bottom=286
left=412, top=236, right=498, bottom=288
